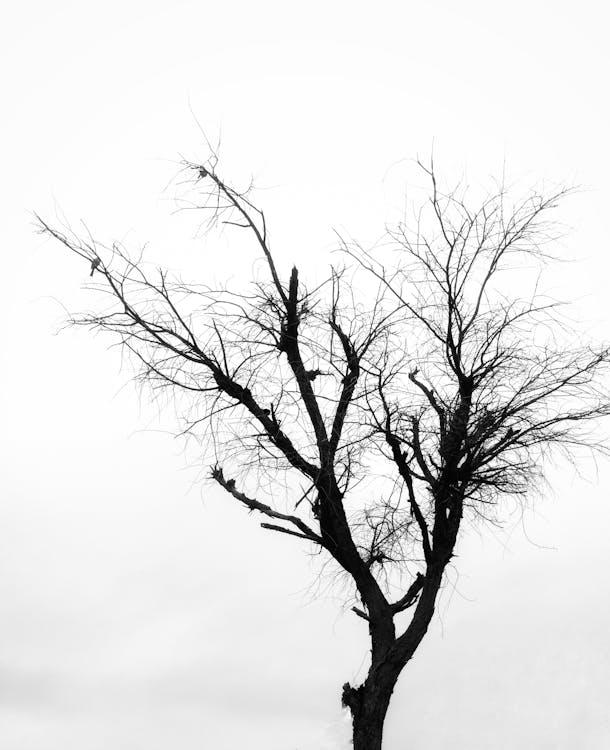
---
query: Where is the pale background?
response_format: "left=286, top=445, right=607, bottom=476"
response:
left=2, top=2, right=610, bottom=748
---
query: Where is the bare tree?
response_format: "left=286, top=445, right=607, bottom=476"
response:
left=37, top=156, right=610, bottom=750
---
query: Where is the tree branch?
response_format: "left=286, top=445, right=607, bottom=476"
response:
left=211, top=465, right=324, bottom=545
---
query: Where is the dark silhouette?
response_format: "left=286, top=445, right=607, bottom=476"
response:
left=37, top=156, right=610, bottom=750
left=89, top=256, right=101, bottom=276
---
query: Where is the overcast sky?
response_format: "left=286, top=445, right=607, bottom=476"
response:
left=2, top=2, right=610, bottom=748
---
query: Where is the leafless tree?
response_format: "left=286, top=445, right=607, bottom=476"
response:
left=37, top=155, right=610, bottom=750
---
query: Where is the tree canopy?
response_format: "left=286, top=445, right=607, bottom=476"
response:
left=38, top=156, right=610, bottom=749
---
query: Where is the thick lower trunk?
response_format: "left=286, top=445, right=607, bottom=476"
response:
left=346, top=676, right=396, bottom=750
left=352, top=711, right=385, bottom=750
left=345, top=561, right=449, bottom=749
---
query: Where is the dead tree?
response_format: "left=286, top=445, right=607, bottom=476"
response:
left=37, top=156, right=610, bottom=750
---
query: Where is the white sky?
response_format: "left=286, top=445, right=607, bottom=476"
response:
left=2, top=1, right=610, bottom=748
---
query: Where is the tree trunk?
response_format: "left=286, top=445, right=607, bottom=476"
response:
left=345, top=674, right=397, bottom=750
left=352, top=708, right=386, bottom=750
left=345, top=562, right=449, bottom=749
